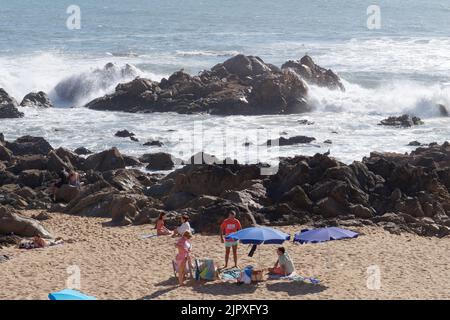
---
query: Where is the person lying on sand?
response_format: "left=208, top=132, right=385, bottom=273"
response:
left=172, top=214, right=191, bottom=237
left=220, top=211, right=242, bottom=269
left=33, top=235, right=48, bottom=248
left=155, top=212, right=172, bottom=236
left=175, top=231, right=193, bottom=286
left=268, top=247, right=295, bottom=277
left=19, top=236, right=64, bottom=250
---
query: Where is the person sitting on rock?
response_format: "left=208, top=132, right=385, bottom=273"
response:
left=52, top=168, right=69, bottom=201
left=155, top=212, right=172, bottom=236
left=172, top=214, right=192, bottom=237
left=68, top=170, right=81, bottom=188
left=268, top=247, right=295, bottom=276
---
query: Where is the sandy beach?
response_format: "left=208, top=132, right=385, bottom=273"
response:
left=1, top=210, right=450, bottom=300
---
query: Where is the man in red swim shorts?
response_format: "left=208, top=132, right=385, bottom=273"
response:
left=220, top=211, right=242, bottom=269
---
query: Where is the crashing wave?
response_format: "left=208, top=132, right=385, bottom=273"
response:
left=52, top=63, right=141, bottom=106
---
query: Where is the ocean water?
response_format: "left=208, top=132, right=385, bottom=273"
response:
left=1, top=0, right=450, bottom=165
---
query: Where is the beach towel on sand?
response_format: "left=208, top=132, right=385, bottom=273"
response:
left=220, top=268, right=242, bottom=281
left=268, top=273, right=320, bottom=285
left=140, top=234, right=158, bottom=239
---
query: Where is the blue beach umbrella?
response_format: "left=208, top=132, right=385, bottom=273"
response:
left=226, top=226, right=290, bottom=245
left=48, top=289, right=96, bottom=300
left=294, top=227, right=358, bottom=244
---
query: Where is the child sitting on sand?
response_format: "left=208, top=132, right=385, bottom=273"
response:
left=268, top=247, right=295, bottom=276
left=155, top=212, right=172, bottom=236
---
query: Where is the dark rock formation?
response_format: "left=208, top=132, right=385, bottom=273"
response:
left=84, top=55, right=343, bottom=115
left=379, top=115, right=423, bottom=127
left=0, top=88, right=24, bottom=118
left=74, top=147, right=92, bottom=155
left=20, top=91, right=53, bottom=108
left=115, top=130, right=135, bottom=138
left=266, top=135, right=316, bottom=146
left=281, top=55, right=345, bottom=91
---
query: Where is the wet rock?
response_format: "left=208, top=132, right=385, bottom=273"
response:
left=408, top=141, right=423, bottom=146
left=266, top=135, right=316, bottom=146
left=115, top=130, right=135, bottom=138
left=298, top=119, right=314, bottom=125
left=143, top=140, right=164, bottom=147
left=20, top=91, right=53, bottom=108
left=74, top=147, right=92, bottom=155
left=379, top=115, right=423, bottom=127
left=281, top=55, right=345, bottom=91
left=0, top=88, right=24, bottom=118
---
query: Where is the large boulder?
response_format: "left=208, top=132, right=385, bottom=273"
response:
left=143, top=152, right=175, bottom=171
left=0, top=205, right=52, bottom=238
left=55, top=185, right=80, bottom=203
left=20, top=91, right=53, bottom=108
left=0, top=88, right=24, bottom=118
left=5, top=136, right=53, bottom=156
left=83, top=147, right=125, bottom=172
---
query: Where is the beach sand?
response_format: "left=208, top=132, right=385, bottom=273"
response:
left=1, top=211, right=450, bottom=300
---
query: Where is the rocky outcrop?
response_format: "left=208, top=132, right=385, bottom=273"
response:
left=0, top=88, right=24, bottom=119
left=2, top=133, right=450, bottom=237
left=84, top=55, right=343, bottom=115
left=20, top=91, right=53, bottom=108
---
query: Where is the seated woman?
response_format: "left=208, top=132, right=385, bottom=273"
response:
left=175, top=231, right=193, bottom=286
left=68, top=170, right=81, bottom=188
left=172, top=214, right=192, bottom=237
left=155, top=212, right=172, bottom=236
left=268, top=247, right=295, bottom=276
left=52, top=168, right=69, bottom=201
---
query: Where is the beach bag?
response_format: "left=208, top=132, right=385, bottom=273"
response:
left=195, top=259, right=216, bottom=281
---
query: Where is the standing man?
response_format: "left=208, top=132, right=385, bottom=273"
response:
left=220, top=211, right=242, bottom=269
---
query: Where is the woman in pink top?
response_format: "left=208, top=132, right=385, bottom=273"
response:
left=175, top=231, right=193, bottom=286
left=155, top=212, right=172, bottom=236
